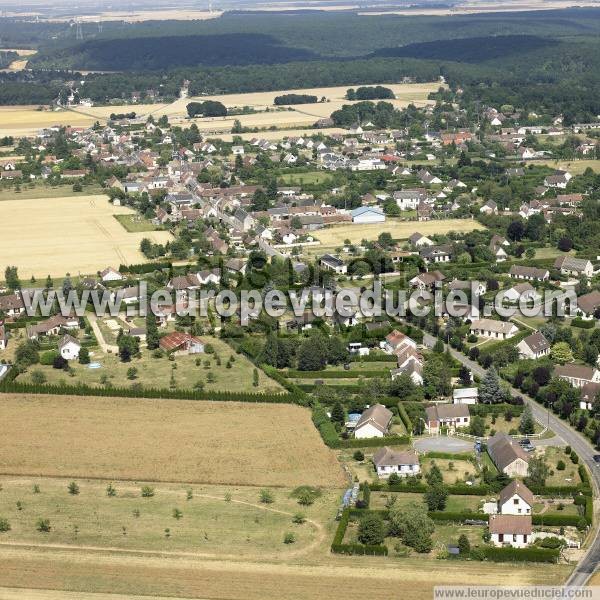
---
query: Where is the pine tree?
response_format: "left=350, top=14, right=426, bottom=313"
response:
left=331, top=401, right=345, bottom=426
left=146, top=313, right=160, bottom=350
left=479, top=366, right=504, bottom=404
left=519, top=405, right=535, bottom=435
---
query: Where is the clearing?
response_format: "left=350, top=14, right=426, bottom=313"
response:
left=313, top=218, right=485, bottom=248
left=0, top=394, right=345, bottom=487
left=0, top=194, right=172, bottom=278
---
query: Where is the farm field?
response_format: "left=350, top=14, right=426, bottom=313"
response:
left=0, top=478, right=335, bottom=558
left=0, top=545, right=572, bottom=600
left=0, top=394, right=345, bottom=487
left=17, top=335, right=283, bottom=394
left=0, top=194, right=172, bottom=277
left=312, top=218, right=485, bottom=248
left=525, top=159, right=600, bottom=175
left=0, top=82, right=438, bottom=137
left=0, top=183, right=104, bottom=201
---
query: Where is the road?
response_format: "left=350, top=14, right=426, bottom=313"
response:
left=421, top=331, right=600, bottom=586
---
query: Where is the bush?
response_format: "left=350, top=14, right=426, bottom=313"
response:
left=40, top=350, right=58, bottom=365
left=358, top=512, right=386, bottom=545
left=67, top=481, right=80, bottom=495
left=283, top=532, right=296, bottom=544
left=260, top=489, right=274, bottom=504
left=141, top=486, right=155, bottom=498
left=0, top=518, right=10, bottom=532
left=353, top=450, right=365, bottom=461
left=482, top=546, right=559, bottom=563
left=36, top=518, right=51, bottom=532
left=292, top=513, right=306, bottom=524
left=556, top=460, right=565, bottom=471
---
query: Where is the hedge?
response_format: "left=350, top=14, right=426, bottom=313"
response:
left=334, top=435, right=410, bottom=450
left=286, top=369, right=390, bottom=379
left=527, top=484, right=587, bottom=497
left=330, top=508, right=388, bottom=555
left=469, top=403, right=525, bottom=417
left=532, top=513, right=581, bottom=527
left=422, top=451, right=473, bottom=461
left=481, top=546, right=559, bottom=563
left=119, top=261, right=172, bottom=274
left=0, top=379, right=300, bottom=405
left=368, top=482, right=490, bottom=496
left=429, top=511, right=485, bottom=523
left=356, top=354, right=397, bottom=363
left=571, top=318, right=595, bottom=329
left=398, top=403, right=413, bottom=434
left=298, top=383, right=361, bottom=394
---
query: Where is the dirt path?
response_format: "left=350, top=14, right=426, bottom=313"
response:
left=87, top=313, right=118, bottom=354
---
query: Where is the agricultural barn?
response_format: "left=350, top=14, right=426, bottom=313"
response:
left=487, top=432, right=529, bottom=477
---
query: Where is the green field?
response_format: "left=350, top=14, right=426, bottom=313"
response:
left=278, top=171, right=334, bottom=186
left=0, top=183, right=104, bottom=201
left=18, top=335, right=284, bottom=394
left=114, top=213, right=163, bottom=232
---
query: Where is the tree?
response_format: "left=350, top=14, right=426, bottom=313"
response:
left=458, top=533, right=471, bottom=554
left=519, top=405, right=535, bottom=435
left=331, top=401, right=345, bottom=427
left=117, top=333, right=140, bottom=362
left=146, top=314, right=160, bottom=350
left=15, top=340, right=40, bottom=367
left=358, top=512, right=386, bottom=545
left=389, top=503, right=434, bottom=553
left=526, top=456, right=549, bottom=487
left=479, top=367, right=504, bottom=404
left=78, top=346, right=90, bottom=365
left=469, top=415, right=486, bottom=437
left=187, top=101, right=227, bottom=118
left=507, top=221, right=525, bottom=242
left=551, top=342, right=574, bottom=364
left=297, top=333, right=328, bottom=371
left=424, top=484, right=448, bottom=511
left=4, top=266, right=20, bottom=290
left=425, top=462, right=443, bottom=486
left=458, top=365, right=471, bottom=386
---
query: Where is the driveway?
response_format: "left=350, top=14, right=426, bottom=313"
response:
left=414, top=436, right=474, bottom=454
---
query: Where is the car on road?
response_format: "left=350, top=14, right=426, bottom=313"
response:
left=593, top=455, right=600, bottom=466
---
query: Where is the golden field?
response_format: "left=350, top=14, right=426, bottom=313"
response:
left=0, top=194, right=172, bottom=277
left=0, top=82, right=439, bottom=138
left=314, top=218, right=485, bottom=248
left=0, top=394, right=345, bottom=487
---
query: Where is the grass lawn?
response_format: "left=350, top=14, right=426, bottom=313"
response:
left=541, top=447, right=582, bottom=487
left=18, top=335, right=283, bottom=394
left=482, top=415, right=544, bottom=436
left=527, top=159, right=600, bottom=175
left=114, top=213, right=163, bottom=232
left=370, top=491, right=483, bottom=512
left=421, top=458, right=478, bottom=485
left=278, top=171, right=333, bottom=186
left=0, top=183, right=104, bottom=201
left=0, top=478, right=338, bottom=557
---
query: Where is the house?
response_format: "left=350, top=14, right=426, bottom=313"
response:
left=354, top=403, right=393, bottom=439
left=578, top=291, right=600, bottom=319
left=420, top=244, right=453, bottom=264
left=480, top=200, right=498, bottom=215
left=373, top=447, right=420, bottom=479
left=489, top=514, right=532, bottom=548
left=26, top=314, right=78, bottom=340
left=391, top=359, right=423, bottom=386
left=100, top=267, right=124, bottom=282
left=448, top=279, right=487, bottom=296
left=320, top=254, right=347, bottom=274
left=0, top=293, right=26, bottom=318
left=580, top=382, right=600, bottom=410
left=504, top=283, right=541, bottom=304
left=350, top=206, right=385, bottom=223
left=197, top=268, right=221, bottom=285
left=394, top=190, right=426, bottom=211
left=225, top=258, right=247, bottom=276
left=544, top=171, right=572, bottom=189
left=555, top=364, right=600, bottom=388
left=498, top=480, right=533, bottom=516
left=425, top=404, right=470, bottom=434
left=58, top=334, right=81, bottom=361
left=159, top=332, right=205, bottom=354
left=508, top=265, right=550, bottom=282
left=410, top=270, right=446, bottom=290
left=0, top=325, right=8, bottom=350
left=487, top=432, right=529, bottom=477
left=384, top=329, right=417, bottom=353
left=408, top=232, right=434, bottom=247
left=554, top=256, right=594, bottom=278
left=469, top=319, right=518, bottom=340
left=517, top=332, right=551, bottom=360
left=453, top=388, right=478, bottom=405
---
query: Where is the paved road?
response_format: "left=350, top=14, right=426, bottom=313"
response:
left=422, top=331, right=600, bottom=586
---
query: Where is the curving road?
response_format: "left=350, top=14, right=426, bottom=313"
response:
left=421, top=332, right=600, bottom=585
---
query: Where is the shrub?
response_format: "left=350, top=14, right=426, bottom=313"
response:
left=106, top=483, right=117, bottom=497
left=557, top=460, right=566, bottom=471
left=565, top=446, right=572, bottom=455
left=358, top=513, right=386, bottom=545
left=283, top=532, right=296, bottom=544
left=353, top=450, right=365, bottom=462
left=0, top=518, right=10, bottom=532
left=67, top=481, right=80, bottom=495
left=36, top=518, right=51, bottom=532
left=458, top=533, right=470, bottom=554
left=141, top=486, right=155, bottom=498
left=571, top=452, right=579, bottom=465
left=173, top=508, right=183, bottom=520
left=259, top=489, right=274, bottom=504
left=292, top=513, right=306, bottom=524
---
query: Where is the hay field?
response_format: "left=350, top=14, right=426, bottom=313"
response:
left=526, top=158, right=600, bottom=175
left=0, top=394, right=345, bottom=487
left=314, top=218, right=485, bottom=247
left=0, top=194, right=172, bottom=278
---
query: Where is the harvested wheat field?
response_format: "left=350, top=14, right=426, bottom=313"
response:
left=0, top=547, right=572, bottom=600
left=314, top=218, right=485, bottom=248
left=0, top=194, right=172, bottom=278
left=0, top=394, right=345, bottom=487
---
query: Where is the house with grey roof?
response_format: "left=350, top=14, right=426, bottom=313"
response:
left=372, top=447, right=420, bottom=479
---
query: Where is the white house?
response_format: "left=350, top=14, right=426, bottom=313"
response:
left=373, top=447, right=420, bottom=479
left=498, top=480, right=533, bottom=516
left=469, top=319, right=519, bottom=340
left=58, top=334, right=81, bottom=361
left=517, top=331, right=550, bottom=360
left=350, top=206, right=385, bottom=224
left=100, top=267, right=124, bottom=282
left=554, top=256, right=594, bottom=278
left=0, top=325, right=7, bottom=350
left=555, top=364, right=600, bottom=388
left=320, top=254, right=347, bottom=274
left=489, top=514, right=532, bottom=548
left=354, top=404, right=393, bottom=439
left=453, top=388, right=478, bottom=405
left=425, top=404, right=470, bottom=434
